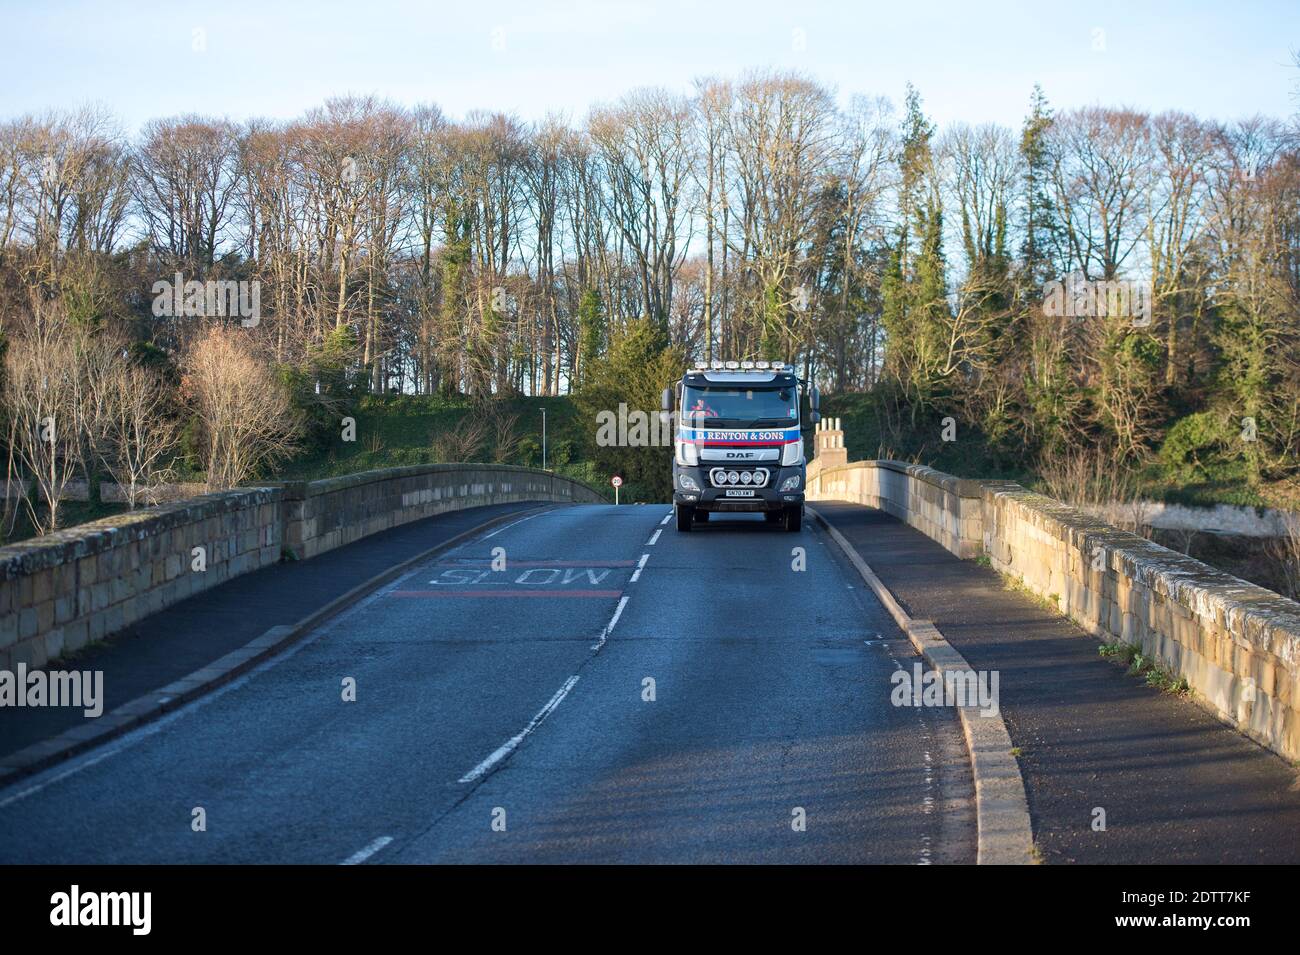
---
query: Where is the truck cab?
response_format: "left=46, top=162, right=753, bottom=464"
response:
left=662, top=361, right=819, bottom=532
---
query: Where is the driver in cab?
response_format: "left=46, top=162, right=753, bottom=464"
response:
left=688, top=397, right=717, bottom=419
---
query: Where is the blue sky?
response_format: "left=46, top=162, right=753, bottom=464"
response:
left=1, top=0, right=1295, bottom=131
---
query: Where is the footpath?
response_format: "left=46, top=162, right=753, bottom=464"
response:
left=815, top=500, right=1300, bottom=864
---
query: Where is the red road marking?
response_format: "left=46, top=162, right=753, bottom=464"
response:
left=434, top=560, right=636, bottom=568
left=391, top=589, right=625, bottom=599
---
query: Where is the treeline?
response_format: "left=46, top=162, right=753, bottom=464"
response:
left=0, top=70, right=1297, bottom=522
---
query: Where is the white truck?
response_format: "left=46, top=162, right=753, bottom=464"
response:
left=661, top=361, right=820, bottom=532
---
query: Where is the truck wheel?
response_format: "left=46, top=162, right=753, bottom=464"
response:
left=783, top=506, right=802, bottom=532
left=675, top=503, right=694, bottom=532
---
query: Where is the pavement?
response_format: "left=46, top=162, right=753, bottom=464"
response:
left=0, top=504, right=976, bottom=864
left=813, top=500, right=1300, bottom=864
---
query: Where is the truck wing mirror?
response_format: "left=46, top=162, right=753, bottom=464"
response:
left=809, top=409, right=821, bottom=426
left=661, top=387, right=673, bottom=413
left=810, top=386, right=821, bottom=411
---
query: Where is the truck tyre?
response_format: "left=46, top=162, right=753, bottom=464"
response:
left=783, top=506, right=802, bottom=532
left=675, top=503, right=694, bottom=532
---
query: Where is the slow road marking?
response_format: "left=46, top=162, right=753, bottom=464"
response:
left=392, top=589, right=622, bottom=599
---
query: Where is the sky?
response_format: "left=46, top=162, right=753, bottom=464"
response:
left=0, top=0, right=1296, bottom=132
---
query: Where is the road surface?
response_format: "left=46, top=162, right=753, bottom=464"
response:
left=0, top=505, right=974, bottom=864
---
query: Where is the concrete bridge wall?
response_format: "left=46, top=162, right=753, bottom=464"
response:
left=809, top=454, right=1300, bottom=763
left=0, top=465, right=605, bottom=671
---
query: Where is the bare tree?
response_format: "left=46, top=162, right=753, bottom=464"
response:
left=1047, top=107, right=1152, bottom=279
left=182, top=327, right=302, bottom=491
left=485, top=402, right=522, bottom=463
left=132, top=115, right=240, bottom=267
left=723, top=71, right=838, bottom=359
left=2, top=298, right=92, bottom=532
left=589, top=87, right=696, bottom=331
left=93, top=360, right=181, bottom=508
left=431, top=414, right=487, bottom=462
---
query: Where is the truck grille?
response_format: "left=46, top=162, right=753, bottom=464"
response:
left=707, top=467, right=770, bottom=489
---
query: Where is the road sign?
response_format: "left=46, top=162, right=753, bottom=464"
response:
left=611, top=474, right=622, bottom=505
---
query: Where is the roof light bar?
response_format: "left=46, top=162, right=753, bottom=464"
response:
left=724, top=361, right=739, bottom=369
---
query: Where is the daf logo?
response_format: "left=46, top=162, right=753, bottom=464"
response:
left=725, top=451, right=757, bottom=459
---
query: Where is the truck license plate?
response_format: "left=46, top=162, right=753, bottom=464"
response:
left=723, top=489, right=755, bottom=497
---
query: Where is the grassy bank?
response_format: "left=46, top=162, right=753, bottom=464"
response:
left=276, top=393, right=615, bottom=501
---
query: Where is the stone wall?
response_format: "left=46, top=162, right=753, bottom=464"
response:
left=0, top=489, right=283, bottom=671
left=808, top=459, right=987, bottom=559
left=809, top=449, right=1300, bottom=762
left=278, top=464, right=607, bottom=560
left=0, top=465, right=605, bottom=671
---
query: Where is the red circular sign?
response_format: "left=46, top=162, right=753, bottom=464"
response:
left=611, top=475, right=623, bottom=487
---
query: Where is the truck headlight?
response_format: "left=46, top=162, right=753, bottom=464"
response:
left=679, top=473, right=701, bottom=492
left=676, top=442, right=699, bottom=467
left=780, top=474, right=801, bottom=492
left=780, top=439, right=803, bottom=467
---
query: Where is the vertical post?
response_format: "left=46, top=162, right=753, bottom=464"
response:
left=541, top=408, right=547, bottom=471
left=615, top=484, right=620, bottom=506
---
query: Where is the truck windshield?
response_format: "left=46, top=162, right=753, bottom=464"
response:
left=682, top=385, right=798, bottom=427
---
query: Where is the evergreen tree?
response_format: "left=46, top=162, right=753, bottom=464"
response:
left=880, top=85, right=951, bottom=418
left=439, top=200, right=472, bottom=397
left=576, top=286, right=605, bottom=385
left=1019, top=85, right=1058, bottom=290
left=573, top=317, right=683, bottom=501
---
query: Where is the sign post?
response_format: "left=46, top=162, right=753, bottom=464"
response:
left=611, top=474, right=622, bottom=506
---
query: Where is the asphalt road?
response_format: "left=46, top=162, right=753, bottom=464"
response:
left=0, top=504, right=974, bottom=864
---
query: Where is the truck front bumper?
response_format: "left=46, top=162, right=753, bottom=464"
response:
left=671, top=465, right=805, bottom=512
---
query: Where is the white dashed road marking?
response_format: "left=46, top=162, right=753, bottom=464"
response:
left=341, top=835, right=393, bottom=865
left=458, top=676, right=581, bottom=783
left=591, top=595, right=630, bottom=651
